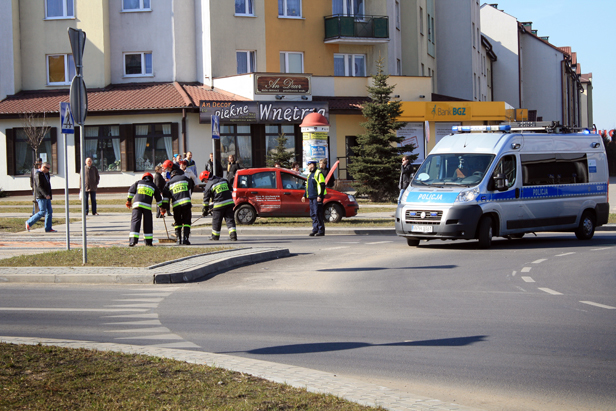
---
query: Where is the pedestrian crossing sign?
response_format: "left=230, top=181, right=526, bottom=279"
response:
left=60, top=102, right=75, bottom=134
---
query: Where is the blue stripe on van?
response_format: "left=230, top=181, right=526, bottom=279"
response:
left=405, top=192, right=459, bottom=204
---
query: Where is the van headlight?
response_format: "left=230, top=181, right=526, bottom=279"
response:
left=455, top=187, right=480, bottom=203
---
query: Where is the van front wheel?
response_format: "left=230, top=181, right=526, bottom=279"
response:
left=477, top=216, right=493, bottom=249
left=407, top=238, right=420, bottom=247
left=575, top=211, right=595, bottom=240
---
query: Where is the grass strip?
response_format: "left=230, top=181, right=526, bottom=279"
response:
left=0, top=246, right=231, bottom=267
left=0, top=343, right=382, bottom=411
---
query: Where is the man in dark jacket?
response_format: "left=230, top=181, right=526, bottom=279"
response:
left=80, top=157, right=100, bottom=215
left=26, top=162, right=55, bottom=232
left=126, top=172, right=163, bottom=246
left=200, top=170, right=237, bottom=241
left=161, top=169, right=194, bottom=245
left=205, top=152, right=223, bottom=177
left=399, top=155, right=413, bottom=201
left=301, top=160, right=326, bottom=236
left=226, top=154, right=241, bottom=187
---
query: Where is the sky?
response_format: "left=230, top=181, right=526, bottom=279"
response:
left=486, top=0, right=615, bottom=131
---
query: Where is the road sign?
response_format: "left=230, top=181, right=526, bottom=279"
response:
left=211, top=115, right=220, bottom=140
left=70, top=76, right=87, bottom=125
left=68, top=28, right=86, bottom=75
left=60, top=102, right=74, bottom=134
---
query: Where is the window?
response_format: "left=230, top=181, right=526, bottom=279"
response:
left=235, top=0, right=254, bottom=15
left=122, top=0, right=151, bottom=11
left=134, top=124, right=174, bottom=171
left=47, top=54, right=75, bottom=85
left=221, top=125, right=253, bottom=169
left=280, top=52, right=304, bottom=73
left=472, top=23, right=476, bottom=48
left=427, top=12, right=431, bottom=42
left=7, top=128, right=55, bottom=176
left=237, top=51, right=256, bottom=74
left=334, top=54, right=365, bottom=77
left=332, top=0, right=364, bottom=17
left=124, top=52, right=153, bottom=76
left=266, top=125, right=296, bottom=164
left=278, top=0, right=301, bottom=17
left=431, top=17, right=435, bottom=44
left=395, top=1, right=400, bottom=29
left=397, top=59, right=401, bottom=75
left=83, top=126, right=122, bottom=172
left=281, top=172, right=305, bottom=190
left=421, top=63, right=425, bottom=76
left=491, top=155, right=517, bottom=190
left=419, top=7, right=423, bottom=35
left=46, top=0, right=74, bottom=19
left=521, top=153, right=588, bottom=186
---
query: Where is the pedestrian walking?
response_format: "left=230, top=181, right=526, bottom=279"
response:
left=200, top=170, right=237, bottom=241
left=29, top=158, right=42, bottom=216
left=226, top=154, right=241, bottom=187
left=205, top=152, right=223, bottom=177
left=161, top=168, right=194, bottom=245
left=399, top=155, right=413, bottom=201
left=126, top=172, right=163, bottom=247
left=154, top=165, right=166, bottom=218
left=319, top=158, right=335, bottom=188
left=25, top=162, right=56, bottom=233
left=80, top=157, right=100, bottom=215
left=301, top=160, right=326, bottom=236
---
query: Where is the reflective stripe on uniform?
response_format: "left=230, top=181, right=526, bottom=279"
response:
left=212, top=230, right=220, bottom=236
left=229, top=227, right=237, bottom=233
left=144, top=233, right=153, bottom=240
left=212, top=199, right=234, bottom=208
left=129, top=232, right=139, bottom=238
left=133, top=202, right=152, bottom=210
left=172, top=198, right=191, bottom=208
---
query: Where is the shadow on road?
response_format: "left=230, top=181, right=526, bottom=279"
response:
left=220, top=335, right=487, bottom=355
left=318, top=265, right=457, bottom=272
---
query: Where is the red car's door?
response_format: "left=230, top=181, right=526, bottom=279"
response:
left=280, top=171, right=309, bottom=216
left=244, top=170, right=281, bottom=216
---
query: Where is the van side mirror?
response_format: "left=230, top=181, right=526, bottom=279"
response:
left=493, top=173, right=507, bottom=191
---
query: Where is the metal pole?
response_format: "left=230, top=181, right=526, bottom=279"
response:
left=212, top=139, right=217, bottom=178
left=64, top=133, right=70, bottom=250
left=80, top=124, right=87, bottom=264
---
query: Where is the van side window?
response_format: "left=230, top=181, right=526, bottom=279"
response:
left=492, top=155, right=516, bottom=189
left=521, top=153, right=588, bottom=186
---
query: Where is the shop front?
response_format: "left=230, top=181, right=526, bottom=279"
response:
left=199, top=100, right=329, bottom=171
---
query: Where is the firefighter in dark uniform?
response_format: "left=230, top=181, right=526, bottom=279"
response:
left=126, top=172, right=163, bottom=247
left=200, top=170, right=237, bottom=241
left=161, top=168, right=194, bottom=245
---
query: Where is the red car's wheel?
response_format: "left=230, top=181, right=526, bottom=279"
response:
left=235, top=204, right=257, bottom=225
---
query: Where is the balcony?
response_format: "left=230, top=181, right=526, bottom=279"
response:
left=324, top=15, right=389, bottom=45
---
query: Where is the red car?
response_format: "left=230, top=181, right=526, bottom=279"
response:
left=232, top=167, right=359, bottom=224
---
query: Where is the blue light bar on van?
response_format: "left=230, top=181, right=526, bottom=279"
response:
left=452, top=125, right=511, bottom=133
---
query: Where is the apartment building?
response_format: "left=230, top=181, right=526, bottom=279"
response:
left=1, top=0, right=435, bottom=191
left=480, top=3, right=586, bottom=127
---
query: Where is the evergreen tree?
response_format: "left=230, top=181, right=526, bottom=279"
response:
left=265, top=133, right=295, bottom=168
left=347, top=58, right=417, bottom=202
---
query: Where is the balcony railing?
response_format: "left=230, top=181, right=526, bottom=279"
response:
left=324, top=15, right=389, bottom=43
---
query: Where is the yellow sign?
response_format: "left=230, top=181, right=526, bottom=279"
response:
left=425, top=103, right=473, bottom=121
left=303, top=132, right=328, bottom=140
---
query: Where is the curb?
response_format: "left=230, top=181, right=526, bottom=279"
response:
left=0, top=247, right=290, bottom=285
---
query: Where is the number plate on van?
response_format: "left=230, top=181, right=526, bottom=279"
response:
left=411, top=225, right=433, bottom=233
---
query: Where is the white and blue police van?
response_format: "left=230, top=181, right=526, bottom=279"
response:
left=395, top=122, right=609, bottom=248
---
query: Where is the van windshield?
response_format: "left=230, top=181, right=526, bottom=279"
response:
left=413, top=153, right=495, bottom=187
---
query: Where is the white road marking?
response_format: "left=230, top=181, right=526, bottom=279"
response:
left=326, top=246, right=350, bottom=250
left=521, top=267, right=532, bottom=272
left=521, top=276, right=535, bottom=283
left=106, top=327, right=171, bottom=333
left=512, top=271, right=517, bottom=276
left=532, top=259, right=548, bottom=264
left=580, top=301, right=616, bottom=310
left=556, top=252, right=576, bottom=257
left=538, top=288, right=563, bottom=295
left=365, top=241, right=394, bottom=245
left=115, top=334, right=184, bottom=340
left=112, top=298, right=164, bottom=303
left=103, top=319, right=162, bottom=326
left=0, top=308, right=148, bottom=312
left=122, top=293, right=173, bottom=297
left=101, top=313, right=158, bottom=318
left=105, top=303, right=159, bottom=308
left=515, top=286, right=527, bottom=292
left=591, top=247, right=613, bottom=251
left=340, top=242, right=360, bottom=244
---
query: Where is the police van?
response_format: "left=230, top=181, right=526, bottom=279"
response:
left=395, top=122, right=609, bottom=248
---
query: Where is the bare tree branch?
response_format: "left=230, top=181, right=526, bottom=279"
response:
left=20, top=112, right=51, bottom=159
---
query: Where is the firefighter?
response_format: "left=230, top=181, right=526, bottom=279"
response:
left=126, top=172, right=163, bottom=247
left=200, top=170, right=237, bottom=241
left=161, top=167, right=194, bottom=245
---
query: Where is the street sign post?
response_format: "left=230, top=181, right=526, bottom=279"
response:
left=60, top=102, right=74, bottom=251
left=68, top=28, right=88, bottom=264
left=211, top=115, right=220, bottom=178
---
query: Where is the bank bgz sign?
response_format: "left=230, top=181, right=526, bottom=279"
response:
left=426, top=103, right=472, bottom=121
left=199, top=101, right=328, bottom=124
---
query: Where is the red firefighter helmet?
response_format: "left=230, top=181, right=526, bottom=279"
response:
left=199, top=170, right=210, bottom=182
left=142, top=172, right=153, bottom=180
left=162, top=160, right=174, bottom=169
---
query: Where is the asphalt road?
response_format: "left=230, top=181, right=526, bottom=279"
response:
left=1, top=232, right=615, bottom=411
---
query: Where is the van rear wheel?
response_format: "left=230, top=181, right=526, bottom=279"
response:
left=575, top=211, right=595, bottom=240
left=477, top=216, right=493, bottom=249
